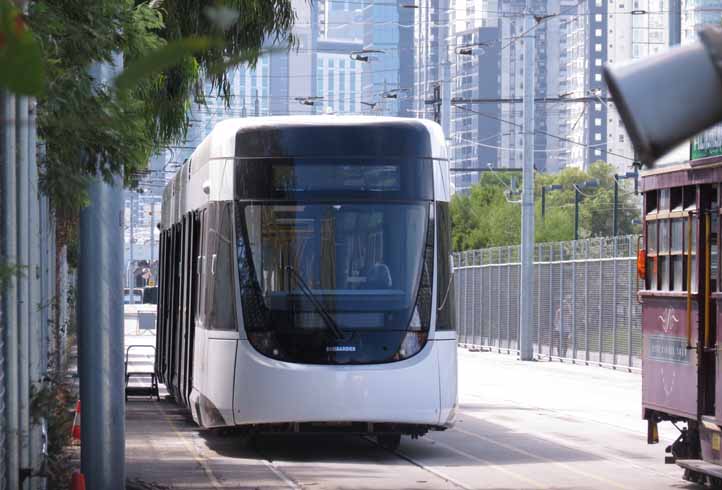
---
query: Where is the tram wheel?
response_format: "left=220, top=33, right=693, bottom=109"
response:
left=683, top=469, right=707, bottom=485
left=709, top=476, right=722, bottom=489
left=378, top=434, right=401, bottom=451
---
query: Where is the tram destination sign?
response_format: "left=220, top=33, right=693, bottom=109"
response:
left=691, top=124, right=722, bottom=160
left=648, top=334, right=689, bottom=364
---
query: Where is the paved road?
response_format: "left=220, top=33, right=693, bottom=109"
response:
left=125, top=326, right=693, bottom=489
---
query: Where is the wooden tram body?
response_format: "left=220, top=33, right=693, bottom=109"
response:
left=640, top=156, right=722, bottom=483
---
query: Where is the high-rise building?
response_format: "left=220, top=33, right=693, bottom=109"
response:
left=605, top=0, right=671, bottom=170
left=361, top=2, right=415, bottom=116
left=449, top=26, right=501, bottom=193
left=148, top=0, right=414, bottom=180
left=414, top=0, right=451, bottom=125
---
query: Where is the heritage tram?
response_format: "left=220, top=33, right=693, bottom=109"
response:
left=154, top=116, right=457, bottom=449
left=640, top=155, right=722, bottom=485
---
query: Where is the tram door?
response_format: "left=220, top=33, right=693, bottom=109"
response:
left=699, top=185, right=718, bottom=418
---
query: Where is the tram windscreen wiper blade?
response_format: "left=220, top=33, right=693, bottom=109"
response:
left=284, top=265, right=345, bottom=340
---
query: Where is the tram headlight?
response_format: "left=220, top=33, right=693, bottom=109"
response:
left=248, top=331, right=281, bottom=357
left=397, top=331, right=427, bottom=359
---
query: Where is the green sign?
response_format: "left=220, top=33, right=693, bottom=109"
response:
left=691, top=124, right=722, bottom=160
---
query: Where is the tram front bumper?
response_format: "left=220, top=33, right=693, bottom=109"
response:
left=231, top=338, right=457, bottom=429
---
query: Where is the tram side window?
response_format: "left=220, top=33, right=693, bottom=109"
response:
left=671, top=218, right=684, bottom=291
left=659, top=219, right=670, bottom=290
left=647, top=187, right=697, bottom=292
left=436, top=202, right=455, bottom=331
left=646, top=218, right=656, bottom=290
left=206, top=203, right=236, bottom=330
left=197, top=209, right=208, bottom=327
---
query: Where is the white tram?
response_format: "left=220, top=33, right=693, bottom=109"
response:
left=156, top=117, right=457, bottom=448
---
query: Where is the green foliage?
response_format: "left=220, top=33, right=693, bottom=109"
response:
left=30, top=375, right=74, bottom=489
left=0, top=262, right=26, bottom=292
left=450, top=172, right=522, bottom=250
left=116, top=36, right=215, bottom=92
left=0, top=1, right=44, bottom=95
left=28, top=0, right=172, bottom=210
left=158, top=0, right=298, bottom=100
left=451, top=161, right=642, bottom=251
left=24, top=0, right=297, bottom=214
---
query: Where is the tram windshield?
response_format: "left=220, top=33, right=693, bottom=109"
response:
left=236, top=202, right=430, bottom=333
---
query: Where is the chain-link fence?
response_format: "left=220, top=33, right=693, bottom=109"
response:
left=453, top=235, right=642, bottom=371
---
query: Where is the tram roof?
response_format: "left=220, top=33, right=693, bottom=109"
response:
left=188, top=116, right=448, bottom=164
left=639, top=155, right=722, bottom=192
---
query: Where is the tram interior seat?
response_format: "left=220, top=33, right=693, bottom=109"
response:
left=366, top=263, right=392, bottom=289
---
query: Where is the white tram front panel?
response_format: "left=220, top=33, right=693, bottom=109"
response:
left=158, top=117, right=457, bottom=434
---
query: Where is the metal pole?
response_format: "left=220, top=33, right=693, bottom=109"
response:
left=572, top=241, right=577, bottom=360
left=585, top=239, right=590, bottom=363
left=536, top=244, right=542, bottom=356
left=574, top=187, right=581, bottom=241
left=497, top=249, right=502, bottom=350
left=613, top=177, right=619, bottom=237
left=432, top=84, right=441, bottom=124
left=541, top=187, right=546, bottom=222
left=628, top=237, right=634, bottom=369
left=129, top=194, right=134, bottom=302
left=79, top=59, right=126, bottom=490
left=16, top=95, right=31, bottom=486
left=2, top=91, right=19, bottom=490
left=598, top=240, right=604, bottom=365
left=27, top=97, right=44, bottom=484
left=478, top=250, right=484, bottom=346
left=519, top=9, right=536, bottom=361
left=150, top=200, right=155, bottom=264
left=559, top=242, right=564, bottom=359
left=440, top=0, right=451, bottom=138
left=506, top=246, right=512, bottom=351
left=612, top=236, right=618, bottom=366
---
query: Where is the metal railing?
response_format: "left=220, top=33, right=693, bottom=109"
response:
left=453, top=235, right=642, bottom=371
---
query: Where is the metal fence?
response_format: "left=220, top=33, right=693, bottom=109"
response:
left=453, top=235, right=642, bottom=371
left=2, top=93, right=58, bottom=489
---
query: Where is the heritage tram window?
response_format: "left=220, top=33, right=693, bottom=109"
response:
left=646, top=186, right=698, bottom=292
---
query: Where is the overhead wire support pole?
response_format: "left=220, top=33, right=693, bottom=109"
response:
left=79, top=57, right=126, bottom=490
left=519, top=9, right=536, bottom=361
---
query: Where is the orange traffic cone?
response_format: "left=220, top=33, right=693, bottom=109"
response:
left=71, top=400, right=81, bottom=444
left=70, top=470, right=86, bottom=490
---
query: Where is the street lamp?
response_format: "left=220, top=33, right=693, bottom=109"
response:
left=613, top=170, right=638, bottom=236
left=574, top=180, right=599, bottom=241
left=541, top=184, right=563, bottom=222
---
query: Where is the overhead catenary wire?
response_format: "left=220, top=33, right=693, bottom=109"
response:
left=453, top=134, right=608, bottom=154
left=452, top=104, right=636, bottom=162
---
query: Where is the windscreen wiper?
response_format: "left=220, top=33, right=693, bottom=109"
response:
left=284, top=265, right=345, bottom=340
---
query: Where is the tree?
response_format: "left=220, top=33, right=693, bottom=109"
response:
left=450, top=173, right=522, bottom=250
left=450, top=162, right=641, bottom=251
left=19, top=0, right=297, bottom=212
